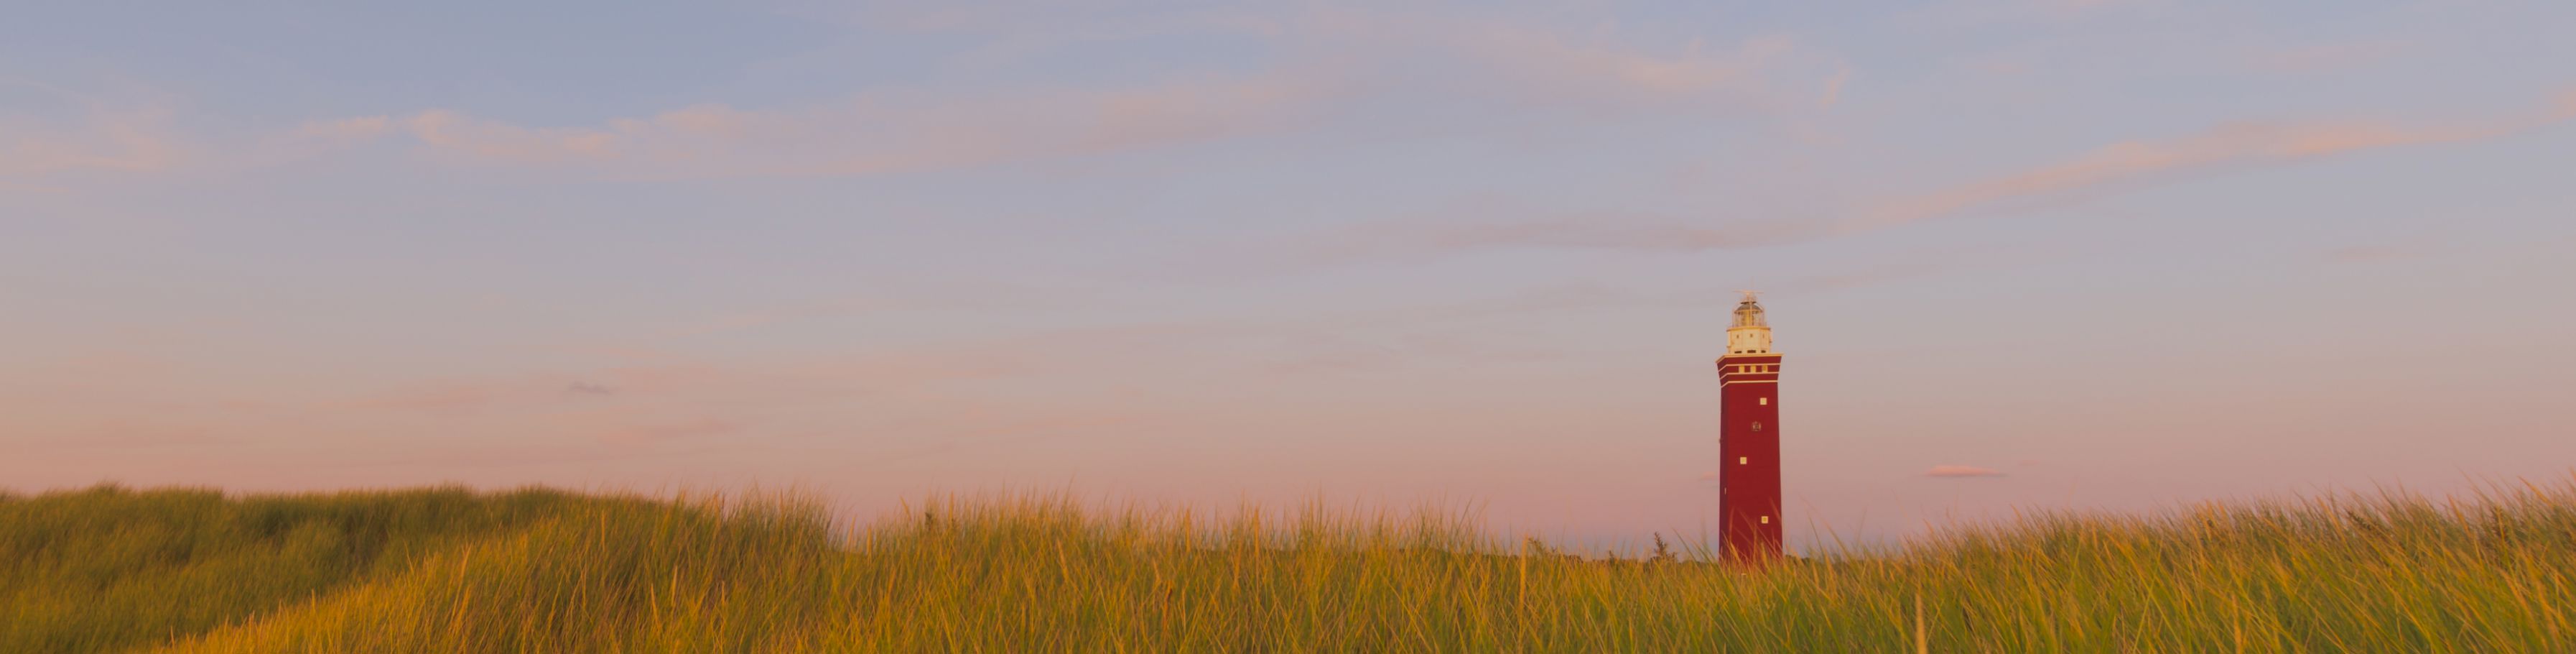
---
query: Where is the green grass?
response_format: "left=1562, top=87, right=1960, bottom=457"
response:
left=2, top=480, right=2571, bottom=652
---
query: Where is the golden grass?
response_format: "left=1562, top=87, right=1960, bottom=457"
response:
left=3, top=479, right=2571, bottom=652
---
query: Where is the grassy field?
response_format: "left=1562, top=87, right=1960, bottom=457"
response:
left=3, top=480, right=2572, bottom=653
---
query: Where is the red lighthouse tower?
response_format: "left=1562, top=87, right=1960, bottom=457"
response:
left=1716, top=292, right=1783, bottom=562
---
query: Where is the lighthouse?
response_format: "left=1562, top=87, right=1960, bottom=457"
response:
left=1716, top=292, right=1784, bottom=561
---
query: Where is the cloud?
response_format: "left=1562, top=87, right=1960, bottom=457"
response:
left=0, top=180, right=70, bottom=194
left=0, top=106, right=185, bottom=179
left=1244, top=88, right=2576, bottom=272
left=855, top=3, right=1809, bottom=106
left=1258, top=331, right=1561, bottom=375
left=1774, top=260, right=1963, bottom=294
left=365, top=382, right=509, bottom=413
left=361, top=374, right=666, bottom=413
left=870, top=7, right=1292, bottom=70
left=15, top=419, right=234, bottom=450
left=626, top=282, right=1088, bottom=346
left=1817, top=67, right=1852, bottom=110
left=274, top=7, right=1823, bottom=180
left=1299, top=10, right=1823, bottom=120
left=1909, top=0, right=2147, bottom=27
left=1849, top=93, right=2576, bottom=233
left=356, top=344, right=1050, bottom=420
left=875, top=4, right=1805, bottom=105
left=594, top=418, right=741, bottom=446
left=399, top=104, right=735, bottom=166
left=2320, top=241, right=2436, bottom=264
left=297, top=116, right=393, bottom=143
left=1251, top=211, right=1825, bottom=271
left=1925, top=465, right=2005, bottom=478
left=2030, top=0, right=2141, bottom=11
left=1448, top=24, right=1792, bottom=100
left=2249, top=40, right=2410, bottom=74
left=298, top=72, right=1348, bottom=178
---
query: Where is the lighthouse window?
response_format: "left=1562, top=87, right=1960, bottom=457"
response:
left=1738, top=456, right=1747, bottom=464
left=1759, top=397, right=1768, bottom=405
left=1751, top=421, right=1763, bottom=432
left=1760, top=515, right=1770, bottom=525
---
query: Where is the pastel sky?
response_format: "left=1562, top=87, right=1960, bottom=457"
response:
left=7, top=0, right=2575, bottom=549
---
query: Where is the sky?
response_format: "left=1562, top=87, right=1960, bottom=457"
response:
left=6, top=0, right=2575, bottom=550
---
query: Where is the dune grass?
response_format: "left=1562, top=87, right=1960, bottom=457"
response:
left=2, top=480, right=2572, bottom=652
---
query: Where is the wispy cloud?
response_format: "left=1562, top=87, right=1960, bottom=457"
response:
left=850, top=6, right=1291, bottom=71
left=1243, top=210, right=1823, bottom=271
left=296, top=116, right=394, bottom=143
left=1241, top=89, right=2576, bottom=271
left=364, top=382, right=511, bottom=414
left=1771, top=259, right=1971, bottom=295
left=14, top=419, right=234, bottom=450
left=0, top=105, right=185, bottom=180
left=593, top=418, right=741, bottom=446
left=335, top=73, right=1346, bottom=178
left=1259, top=331, right=1561, bottom=375
left=1817, top=67, right=1853, bottom=111
left=272, top=7, right=1823, bottom=180
left=1926, top=465, right=2006, bottom=478
left=2249, top=40, right=2412, bottom=74
left=1891, top=0, right=2147, bottom=33
left=893, top=5, right=1814, bottom=107
left=1436, top=22, right=1795, bottom=101
left=2320, top=239, right=2440, bottom=264
left=1849, top=92, right=2576, bottom=232
left=358, top=346, right=1047, bottom=419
